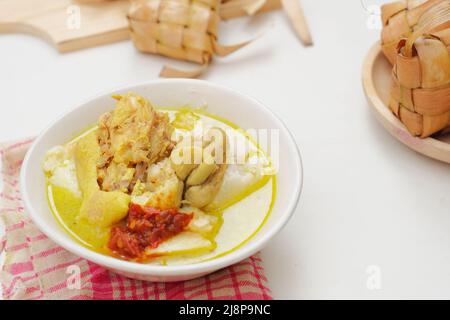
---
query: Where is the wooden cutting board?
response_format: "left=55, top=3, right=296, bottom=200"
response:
left=0, top=0, right=281, bottom=53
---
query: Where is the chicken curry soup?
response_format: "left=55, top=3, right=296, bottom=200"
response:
left=44, top=94, right=276, bottom=264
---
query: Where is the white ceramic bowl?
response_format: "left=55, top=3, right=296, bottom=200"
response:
left=21, top=79, right=303, bottom=282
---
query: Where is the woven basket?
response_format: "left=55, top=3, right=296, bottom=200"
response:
left=128, top=0, right=221, bottom=66
left=388, top=1, right=450, bottom=138
left=381, top=0, right=445, bottom=64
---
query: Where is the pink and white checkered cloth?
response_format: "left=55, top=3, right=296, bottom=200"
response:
left=0, top=139, right=272, bottom=300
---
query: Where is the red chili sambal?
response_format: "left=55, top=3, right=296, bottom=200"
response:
left=108, top=204, right=193, bottom=259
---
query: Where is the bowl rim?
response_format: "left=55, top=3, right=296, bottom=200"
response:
left=20, top=79, right=303, bottom=276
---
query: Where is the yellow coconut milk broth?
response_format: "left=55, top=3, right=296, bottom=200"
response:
left=47, top=108, right=276, bottom=263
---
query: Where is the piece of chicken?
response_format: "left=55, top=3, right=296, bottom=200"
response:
left=170, top=127, right=228, bottom=209
left=97, top=93, right=174, bottom=193
left=184, top=164, right=227, bottom=208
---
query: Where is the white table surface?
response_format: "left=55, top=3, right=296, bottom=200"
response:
left=1, top=0, right=450, bottom=300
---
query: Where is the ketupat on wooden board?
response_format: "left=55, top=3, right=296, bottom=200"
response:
left=0, top=0, right=282, bottom=53
left=363, top=42, right=450, bottom=164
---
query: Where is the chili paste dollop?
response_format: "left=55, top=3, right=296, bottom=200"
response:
left=108, top=204, right=193, bottom=259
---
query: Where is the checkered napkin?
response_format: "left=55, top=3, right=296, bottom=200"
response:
left=0, top=140, right=272, bottom=300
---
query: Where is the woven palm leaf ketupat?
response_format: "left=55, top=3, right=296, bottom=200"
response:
left=381, top=0, right=445, bottom=64
left=128, top=0, right=252, bottom=77
left=128, top=0, right=219, bottom=65
left=388, top=1, right=450, bottom=138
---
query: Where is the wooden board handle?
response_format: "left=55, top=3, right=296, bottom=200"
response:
left=0, top=0, right=130, bottom=52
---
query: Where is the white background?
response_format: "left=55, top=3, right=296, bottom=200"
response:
left=1, top=0, right=450, bottom=299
